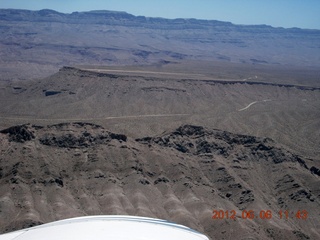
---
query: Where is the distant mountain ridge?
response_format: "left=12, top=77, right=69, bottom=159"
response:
left=0, top=8, right=243, bottom=33
left=0, top=8, right=319, bottom=81
left=1, top=8, right=318, bottom=31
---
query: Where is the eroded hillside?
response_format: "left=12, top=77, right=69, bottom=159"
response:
left=0, top=123, right=319, bottom=239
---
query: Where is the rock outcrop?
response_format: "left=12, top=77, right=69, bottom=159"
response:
left=0, top=123, right=319, bottom=239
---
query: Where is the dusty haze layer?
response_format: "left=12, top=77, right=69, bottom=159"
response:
left=0, top=9, right=320, bottom=80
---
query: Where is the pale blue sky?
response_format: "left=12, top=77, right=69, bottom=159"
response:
left=1, top=0, right=319, bottom=29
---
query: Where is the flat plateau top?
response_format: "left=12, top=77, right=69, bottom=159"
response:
left=0, top=215, right=209, bottom=240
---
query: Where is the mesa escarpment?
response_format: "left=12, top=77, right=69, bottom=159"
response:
left=0, top=123, right=319, bottom=239
left=1, top=67, right=319, bottom=160
left=0, top=9, right=320, bottom=80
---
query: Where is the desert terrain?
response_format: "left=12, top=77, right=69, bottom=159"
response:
left=0, top=9, right=319, bottom=240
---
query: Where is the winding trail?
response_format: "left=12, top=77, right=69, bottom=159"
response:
left=238, top=99, right=271, bottom=111
left=238, top=101, right=258, bottom=111
left=0, top=114, right=189, bottom=122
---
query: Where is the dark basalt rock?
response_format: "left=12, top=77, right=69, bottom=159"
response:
left=196, top=141, right=227, bottom=155
left=154, top=177, right=170, bottom=185
left=50, top=122, right=102, bottom=129
left=39, top=133, right=88, bottom=148
left=137, top=125, right=309, bottom=169
left=139, top=179, right=150, bottom=185
left=174, top=125, right=206, bottom=136
left=38, top=123, right=127, bottom=148
left=39, top=132, right=111, bottom=148
left=110, top=133, right=127, bottom=142
left=0, top=122, right=127, bottom=148
left=44, top=90, right=61, bottom=96
left=289, top=189, right=315, bottom=202
left=292, top=230, right=310, bottom=240
left=0, top=125, right=35, bottom=143
left=310, top=166, right=320, bottom=176
left=238, top=190, right=255, bottom=206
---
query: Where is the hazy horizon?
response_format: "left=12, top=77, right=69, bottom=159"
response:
left=1, top=0, right=320, bottom=30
